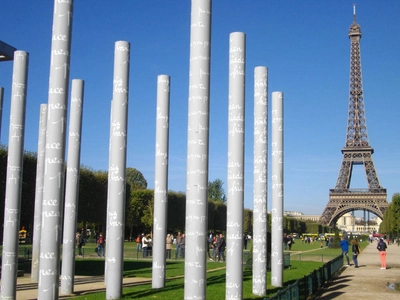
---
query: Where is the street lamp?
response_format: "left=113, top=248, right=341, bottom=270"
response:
left=0, top=40, right=16, bottom=61
left=0, top=40, right=17, bottom=141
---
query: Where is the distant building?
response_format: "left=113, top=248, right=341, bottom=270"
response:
left=283, top=211, right=320, bottom=222
left=284, top=211, right=382, bottom=234
left=336, top=213, right=382, bottom=233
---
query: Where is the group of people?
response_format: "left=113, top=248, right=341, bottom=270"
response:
left=135, top=232, right=227, bottom=261
left=208, top=233, right=226, bottom=262
left=135, top=234, right=153, bottom=258
left=135, top=232, right=185, bottom=259
left=340, top=236, right=388, bottom=269
left=75, top=228, right=105, bottom=258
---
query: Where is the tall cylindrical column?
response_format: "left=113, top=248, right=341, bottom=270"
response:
left=252, top=66, right=268, bottom=296
left=226, top=32, right=246, bottom=300
left=61, top=79, right=85, bottom=294
left=152, top=75, right=170, bottom=288
left=105, top=41, right=130, bottom=300
left=31, top=104, right=48, bottom=282
left=38, top=1, right=74, bottom=298
left=0, top=50, right=29, bottom=300
left=184, top=0, right=212, bottom=299
left=271, top=91, right=284, bottom=287
left=0, top=87, right=4, bottom=141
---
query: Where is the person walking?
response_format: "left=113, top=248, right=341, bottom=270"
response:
left=377, top=238, right=387, bottom=269
left=340, top=236, right=350, bottom=266
left=351, top=239, right=361, bottom=268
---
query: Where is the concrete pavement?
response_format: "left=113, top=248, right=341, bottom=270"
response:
left=315, top=241, right=400, bottom=299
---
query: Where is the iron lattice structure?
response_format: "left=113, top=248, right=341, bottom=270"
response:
left=319, top=8, right=388, bottom=226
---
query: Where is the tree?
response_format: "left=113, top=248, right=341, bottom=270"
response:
left=208, top=179, right=226, bottom=203
left=128, top=189, right=154, bottom=235
left=126, top=167, right=147, bottom=190
left=390, top=194, right=400, bottom=238
left=380, top=194, right=400, bottom=238
left=78, top=168, right=108, bottom=232
left=243, top=209, right=253, bottom=235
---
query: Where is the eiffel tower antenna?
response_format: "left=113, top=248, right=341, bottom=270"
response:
left=319, top=6, right=388, bottom=227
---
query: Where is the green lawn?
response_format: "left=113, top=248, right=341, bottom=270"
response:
left=12, top=238, right=364, bottom=299
left=73, top=259, right=324, bottom=300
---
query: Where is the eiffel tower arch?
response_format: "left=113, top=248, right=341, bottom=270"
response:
left=319, top=6, right=388, bottom=227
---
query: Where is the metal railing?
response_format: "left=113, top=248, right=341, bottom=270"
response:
left=269, top=254, right=343, bottom=300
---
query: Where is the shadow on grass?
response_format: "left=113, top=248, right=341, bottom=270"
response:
left=121, top=268, right=228, bottom=299
left=74, top=260, right=158, bottom=277
left=122, top=279, right=184, bottom=299
left=74, top=260, right=187, bottom=278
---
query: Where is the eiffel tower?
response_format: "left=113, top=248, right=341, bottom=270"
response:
left=319, top=6, right=388, bottom=227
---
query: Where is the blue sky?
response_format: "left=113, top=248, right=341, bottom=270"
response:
left=0, top=1, right=399, bottom=216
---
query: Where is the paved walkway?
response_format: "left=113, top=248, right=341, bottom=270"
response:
left=10, top=242, right=400, bottom=299
left=315, top=241, right=400, bottom=299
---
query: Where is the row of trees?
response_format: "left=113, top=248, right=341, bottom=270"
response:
left=0, top=146, right=339, bottom=242
left=379, top=194, right=400, bottom=237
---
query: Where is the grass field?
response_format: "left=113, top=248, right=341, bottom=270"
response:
left=72, top=259, right=324, bottom=300
left=288, top=237, right=369, bottom=262
left=10, top=237, right=368, bottom=299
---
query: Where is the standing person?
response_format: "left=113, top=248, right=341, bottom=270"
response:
left=147, top=235, right=153, bottom=257
left=206, top=236, right=212, bottom=258
left=288, top=235, right=293, bottom=250
left=175, top=232, right=182, bottom=259
left=210, top=235, right=216, bottom=260
left=166, top=234, right=173, bottom=259
left=180, top=234, right=186, bottom=258
left=78, top=230, right=85, bottom=257
left=351, top=239, right=361, bottom=268
left=136, top=235, right=142, bottom=252
left=76, top=231, right=80, bottom=251
left=283, top=233, right=289, bottom=250
left=142, top=234, right=149, bottom=258
left=340, top=236, right=350, bottom=266
left=212, top=234, right=221, bottom=261
left=218, top=233, right=226, bottom=262
left=243, top=234, right=248, bottom=250
left=377, top=238, right=387, bottom=269
left=97, top=233, right=105, bottom=257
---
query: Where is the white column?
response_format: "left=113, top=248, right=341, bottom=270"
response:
left=38, top=0, right=74, bottom=298
left=271, top=91, right=284, bottom=287
left=0, top=87, right=4, bottom=141
left=105, top=41, right=130, bottom=300
left=184, top=0, right=212, bottom=299
left=152, top=75, right=170, bottom=288
left=61, top=79, right=85, bottom=294
left=226, top=31, right=246, bottom=300
left=252, top=66, right=268, bottom=295
left=0, top=50, right=29, bottom=299
left=31, top=103, right=48, bottom=282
